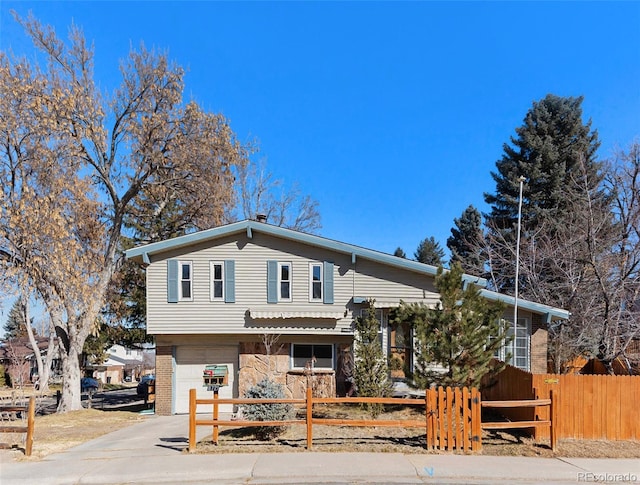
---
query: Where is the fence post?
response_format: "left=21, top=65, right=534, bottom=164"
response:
left=533, top=387, right=541, bottom=442
left=424, top=391, right=431, bottom=451
left=188, top=388, right=196, bottom=453
left=306, top=386, right=313, bottom=449
left=25, top=396, right=35, bottom=456
left=550, top=389, right=557, bottom=452
left=213, top=389, right=219, bottom=445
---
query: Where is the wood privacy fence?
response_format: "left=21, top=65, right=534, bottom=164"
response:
left=189, top=387, right=483, bottom=453
left=0, top=396, right=35, bottom=456
left=482, top=365, right=640, bottom=441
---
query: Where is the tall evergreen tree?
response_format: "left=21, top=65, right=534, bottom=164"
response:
left=414, top=237, right=445, bottom=266
left=393, top=247, right=406, bottom=258
left=485, top=94, right=600, bottom=234
left=483, top=94, right=602, bottom=294
left=447, top=205, right=485, bottom=276
left=481, top=94, right=614, bottom=373
left=390, top=263, right=508, bottom=389
left=4, top=299, right=28, bottom=339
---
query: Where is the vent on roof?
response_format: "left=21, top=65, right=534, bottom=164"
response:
left=256, top=214, right=267, bottom=223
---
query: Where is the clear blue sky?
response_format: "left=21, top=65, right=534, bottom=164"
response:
left=1, top=1, right=639, bottom=260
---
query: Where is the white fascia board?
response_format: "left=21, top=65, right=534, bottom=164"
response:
left=479, top=289, right=570, bottom=321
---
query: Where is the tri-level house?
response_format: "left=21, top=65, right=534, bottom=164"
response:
left=126, top=219, right=569, bottom=415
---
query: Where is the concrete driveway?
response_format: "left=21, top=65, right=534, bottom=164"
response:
left=1, top=413, right=638, bottom=484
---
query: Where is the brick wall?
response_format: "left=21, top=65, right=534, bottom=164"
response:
left=530, top=314, right=548, bottom=374
left=155, top=345, right=173, bottom=415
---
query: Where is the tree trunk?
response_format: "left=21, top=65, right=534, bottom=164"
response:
left=57, top=346, right=83, bottom=412
left=50, top=263, right=113, bottom=412
left=39, top=328, right=56, bottom=395
left=54, top=315, right=90, bottom=413
left=602, top=359, right=615, bottom=375
left=23, top=298, right=47, bottom=393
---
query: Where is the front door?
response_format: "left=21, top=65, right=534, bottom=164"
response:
left=388, top=322, right=411, bottom=378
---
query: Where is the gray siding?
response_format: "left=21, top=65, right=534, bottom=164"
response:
left=146, top=232, right=438, bottom=335
left=352, top=258, right=440, bottom=307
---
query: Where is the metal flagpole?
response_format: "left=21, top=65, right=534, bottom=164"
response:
left=514, top=176, right=526, bottom=368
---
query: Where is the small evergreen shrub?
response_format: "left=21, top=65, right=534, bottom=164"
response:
left=243, top=377, right=293, bottom=440
left=354, top=302, right=393, bottom=417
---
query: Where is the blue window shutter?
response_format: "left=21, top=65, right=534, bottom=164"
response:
left=224, top=260, right=235, bottom=303
left=323, top=261, right=334, bottom=304
left=167, top=260, right=179, bottom=303
left=267, top=260, right=277, bottom=303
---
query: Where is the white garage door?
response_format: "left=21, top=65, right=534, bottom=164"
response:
left=174, top=345, right=238, bottom=414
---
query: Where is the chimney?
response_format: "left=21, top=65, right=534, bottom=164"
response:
left=256, top=214, right=267, bottom=223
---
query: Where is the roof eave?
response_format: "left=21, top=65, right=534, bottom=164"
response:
left=124, top=219, right=487, bottom=286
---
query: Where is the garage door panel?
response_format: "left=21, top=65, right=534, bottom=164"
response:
left=175, top=346, right=238, bottom=414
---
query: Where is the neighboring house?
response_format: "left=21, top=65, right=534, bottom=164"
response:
left=0, top=336, right=61, bottom=387
left=87, top=344, right=149, bottom=384
left=126, top=219, right=569, bottom=415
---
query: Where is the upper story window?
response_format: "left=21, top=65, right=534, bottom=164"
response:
left=267, top=260, right=333, bottom=304
left=210, top=261, right=224, bottom=300
left=309, top=263, right=323, bottom=301
left=168, top=259, right=193, bottom=303
left=179, top=261, right=193, bottom=301
left=279, top=262, right=292, bottom=301
left=267, top=260, right=292, bottom=303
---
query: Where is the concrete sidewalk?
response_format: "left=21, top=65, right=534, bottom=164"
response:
left=1, top=414, right=638, bottom=484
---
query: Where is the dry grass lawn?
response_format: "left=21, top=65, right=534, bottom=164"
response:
left=2, top=409, right=143, bottom=460
left=1, top=384, right=144, bottom=460
left=30, top=409, right=143, bottom=459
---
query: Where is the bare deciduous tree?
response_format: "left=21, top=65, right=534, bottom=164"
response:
left=260, top=333, right=283, bottom=374
left=0, top=14, right=249, bottom=410
left=596, top=143, right=640, bottom=372
left=234, top=159, right=321, bottom=233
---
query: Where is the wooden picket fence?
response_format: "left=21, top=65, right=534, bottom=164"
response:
left=425, top=386, right=482, bottom=451
left=482, top=364, right=640, bottom=440
left=189, top=386, right=483, bottom=453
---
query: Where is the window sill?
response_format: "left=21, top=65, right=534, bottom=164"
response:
left=287, top=369, right=335, bottom=375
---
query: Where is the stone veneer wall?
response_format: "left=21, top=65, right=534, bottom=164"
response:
left=155, top=345, right=173, bottom=416
left=530, top=314, right=549, bottom=374
left=238, top=342, right=335, bottom=399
